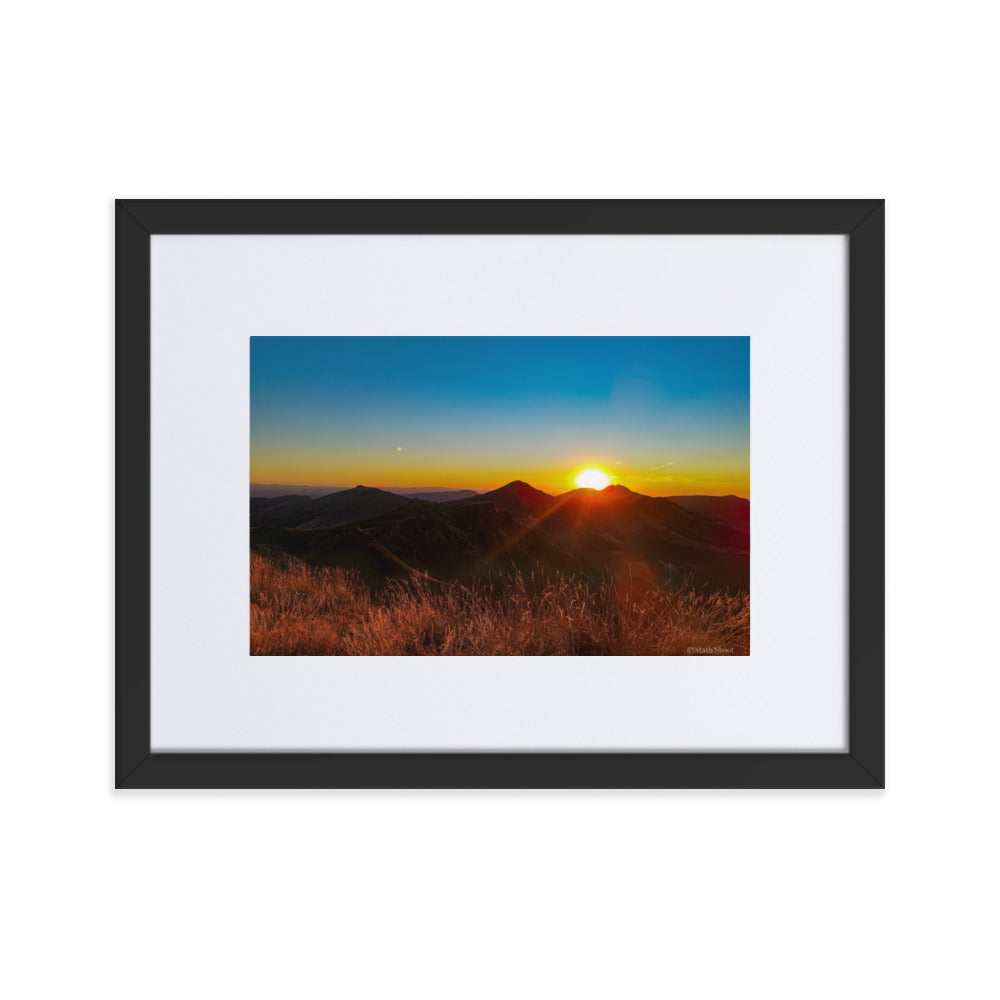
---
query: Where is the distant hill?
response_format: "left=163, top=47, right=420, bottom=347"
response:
left=250, top=486, right=411, bottom=529
left=402, top=489, right=478, bottom=503
left=666, top=494, right=750, bottom=531
left=251, top=484, right=347, bottom=498
left=251, top=482, right=478, bottom=501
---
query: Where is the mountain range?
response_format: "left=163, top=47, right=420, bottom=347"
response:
left=251, top=481, right=749, bottom=591
left=250, top=483, right=478, bottom=502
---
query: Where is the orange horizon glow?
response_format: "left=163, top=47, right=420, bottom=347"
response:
left=249, top=460, right=749, bottom=499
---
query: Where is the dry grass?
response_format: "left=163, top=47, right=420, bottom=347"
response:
left=250, top=551, right=749, bottom=656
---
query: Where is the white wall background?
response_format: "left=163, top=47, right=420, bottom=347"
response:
left=2, top=3, right=997, bottom=998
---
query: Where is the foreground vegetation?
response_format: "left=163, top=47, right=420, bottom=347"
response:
left=251, top=551, right=749, bottom=656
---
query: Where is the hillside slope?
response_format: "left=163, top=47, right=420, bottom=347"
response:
left=252, top=481, right=749, bottom=590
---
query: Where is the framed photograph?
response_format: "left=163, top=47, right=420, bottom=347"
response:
left=116, top=199, right=883, bottom=788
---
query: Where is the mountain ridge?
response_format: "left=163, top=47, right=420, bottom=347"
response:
left=251, top=478, right=750, bottom=591
left=250, top=482, right=480, bottom=501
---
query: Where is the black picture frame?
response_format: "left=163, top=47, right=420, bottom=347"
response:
left=116, top=199, right=884, bottom=789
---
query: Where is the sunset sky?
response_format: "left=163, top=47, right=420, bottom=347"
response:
left=250, top=336, right=749, bottom=497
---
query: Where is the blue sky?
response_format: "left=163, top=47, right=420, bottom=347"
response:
left=250, top=336, right=749, bottom=496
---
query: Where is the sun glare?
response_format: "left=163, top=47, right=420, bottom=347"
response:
left=574, top=467, right=611, bottom=490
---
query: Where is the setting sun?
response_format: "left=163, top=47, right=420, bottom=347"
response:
left=574, top=467, right=611, bottom=490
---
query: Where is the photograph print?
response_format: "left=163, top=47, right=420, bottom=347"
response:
left=250, top=336, right=750, bottom=656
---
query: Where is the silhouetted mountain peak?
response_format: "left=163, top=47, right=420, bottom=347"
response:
left=344, top=485, right=391, bottom=494
left=556, top=484, right=644, bottom=503
left=462, top=480, right=556, bottom=517
left=490, top=481, right=551, bottom=500
left=310, top=485, right=399, bottom=504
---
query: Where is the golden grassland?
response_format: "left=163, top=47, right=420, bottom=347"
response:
left=251, top=551, right=749, bottom=656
